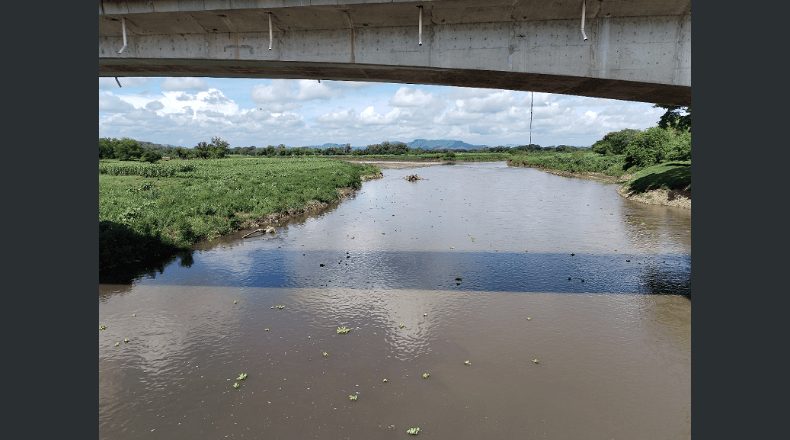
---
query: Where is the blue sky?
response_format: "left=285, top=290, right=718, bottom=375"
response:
left=99, top=77, right=664, bottom=149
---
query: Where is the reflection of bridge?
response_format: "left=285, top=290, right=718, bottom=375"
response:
left=99, top=0, right=690, bottom=106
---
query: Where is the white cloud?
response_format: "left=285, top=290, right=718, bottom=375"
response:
left=99, top=92, right=135, bottom=113
left=389, top=87, right=441, bottom=108
left=161, top=78, right=209, bottom=92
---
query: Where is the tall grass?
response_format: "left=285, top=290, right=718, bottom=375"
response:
left=507, top=151, right=627, bottom=177
left=99, top=157, right=380, bottom=271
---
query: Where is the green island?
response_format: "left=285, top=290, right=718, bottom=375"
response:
left=99, top=154, right=380, bottom=274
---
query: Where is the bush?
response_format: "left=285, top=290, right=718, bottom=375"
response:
left=592, top=129, right=641, bottom=155
left=667, top=130, right=691, bottom=161
left=624, top=127, right=672, bottom=170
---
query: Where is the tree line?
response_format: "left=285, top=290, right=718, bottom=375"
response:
left=590, top=105, right=690, bottom=169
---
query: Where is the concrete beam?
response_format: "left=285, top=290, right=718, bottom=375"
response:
left=99, top=0, right=691, bottom=106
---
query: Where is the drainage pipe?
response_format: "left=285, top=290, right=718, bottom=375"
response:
left=268, top=13, right=273, bottom=50
left=118, top=18, right=128, bottom=54
left=581, top=0, right=588, bottom=41
left=418, top=6, right=423, bottom=46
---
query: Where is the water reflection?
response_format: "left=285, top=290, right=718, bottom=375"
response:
left=100, top=162, right=690, bottom=439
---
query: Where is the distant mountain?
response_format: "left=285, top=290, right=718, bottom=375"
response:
left=401, top=139, right=487, bottom=150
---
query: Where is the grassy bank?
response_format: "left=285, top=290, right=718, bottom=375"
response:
left=507, top=151, right=628, bottom=177
left=621, top=161, right=691, bottom=193
left=99, top=157, right=380, bottom=272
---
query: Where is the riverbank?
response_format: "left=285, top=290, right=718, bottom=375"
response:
left=99, top=157, right=381, bottom=272
left=508, top=159, right=691, bottom=210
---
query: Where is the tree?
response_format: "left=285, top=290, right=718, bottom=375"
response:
left=99, top=138, right=116, bottom=159
left=114, top=138, right=144, bottom=161
left=654, top=104, right=691, bottom=132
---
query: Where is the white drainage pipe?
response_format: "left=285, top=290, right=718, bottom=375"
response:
left=581, top=0, right=588, bottom=41
left=118, top=17, right=128, bottom=54
left=418, top=6, right=423, bottom=46
left=268, top=13, right=273, bottom=51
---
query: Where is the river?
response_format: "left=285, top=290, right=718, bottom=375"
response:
left=99, top=161, right=691, bottom=439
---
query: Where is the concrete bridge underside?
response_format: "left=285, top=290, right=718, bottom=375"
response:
left=99, top=0, right=691, bottom=106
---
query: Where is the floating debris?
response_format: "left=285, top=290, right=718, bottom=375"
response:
left=405, top=174, right=423, bottom=182
left=115, top=342, right=120, bottom=347
left=349, top=395, right=357, bottom=401
left=131, top=314, right=136, bottom=317
left=276, top=305, right=285, bottom=309
left=407, top=427, right=420, bottom=435
left=399, top=323, right=404, bottom=329
left=323, top=352, right=329, bottom=357
left=423, top=313, right=427, bottom=317
left=532, top=359, right=539, bottom=364
left=234, top=300, right=237, bottom=304
left=527, top=317, right=531, bottom=321
left=265, top=328, right=269, bottom=331
left=455, top=277, right=462, bottom=281
left=237, top=373, right=247, bottom=381
left=124, top=338, right=130, bottom=343
left=337, top=327, right=350, bottom=334
left=464, top=360, right=471, bottom=366
left=382, top=378, right=387, bottom=382
left=423, top=373, right=430, bottom=379
left=99, top=325, right=107, bottom=330
left=233, top=382, right=240, bottom=389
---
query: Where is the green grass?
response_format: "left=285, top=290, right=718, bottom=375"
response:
left=623, top=161, right=691, bottom=193
left=506, top=151, right=627, bottom=177
left=99, top=156, right=380, bottom=271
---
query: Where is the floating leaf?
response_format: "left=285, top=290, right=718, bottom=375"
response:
left=337, top=327, right=350, bottom=334
left=323, top=352, right=329, bottom=357
left=407, top=427, right=420, bottom=435
left=349, top=395, right=357, bottom=401
left=532, top=359, right=539, bottom=364
left=115, top=342, right=120, bottom=347
left=382, top=378, right=387, bottom=382
left=399, top=323, right=404, bottom=328
left=99, top=325, right=106, bottom=330
left=423, top=373, right=430, bottom=379
left=237, top=373, right=247, bottom=381
left=233, top=300, right=237, bottom=304
left=464, top=360, right=471, bottom=366
left=233, top=382, right=239, bottom=389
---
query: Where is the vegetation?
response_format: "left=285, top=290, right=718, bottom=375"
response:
left=621, top=161, right=691, bottom=194
left=508, top=105, right=691, bottom=189
left=99, top=155, right=380, bottom=272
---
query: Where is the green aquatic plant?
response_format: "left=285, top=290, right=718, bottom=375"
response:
left=233, top=382, right=239, bottom=389
left=124, top=338, right=130, bottom=343
left=532, top=359, right=539, bottom=364
left=265, top=328, right=269, bottom=331
left=99, top=325, right=107, bottom=330
left=115, top=342, right=120, bottom=347
left=423, top=373, right=430, bottom=379
left=131, top=314, right=136, bottom=317
left=399, top=323, right=404, bottom=328
left=234, top=300, right=237, bottom=304
left=237, top=373, right=247, bottom=381
left=323, top=352, right=329, bottom=357
left=337, top=327, right=350, bottom=334
left=464, top=360, right=471, bottom=366
left=407, top=427, right=420, bottom=435
left=349, top=395, right=357, bottom=401
left=276, top=305, right=285, bottom=309
left=527, top=317, right=531, bottom=321
left=382, top=378, right=387, bottom=382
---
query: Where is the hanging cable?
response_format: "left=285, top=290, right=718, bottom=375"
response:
left=118, top=17, right=128, bottom=54
left=115, top=77, right=122, bottom=88
left=529, top=92, right=534, bottom=146
left=418, top=6, right=423, bottom=46
left=581, top=0, right=588, bottom=41
left=268, top=13, right=273, bottom=51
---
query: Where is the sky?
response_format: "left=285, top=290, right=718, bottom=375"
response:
left=99, top=77, right=665, bottom=149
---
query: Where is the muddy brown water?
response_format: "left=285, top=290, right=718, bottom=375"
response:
left=99, top=162, right=690, bottom=439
